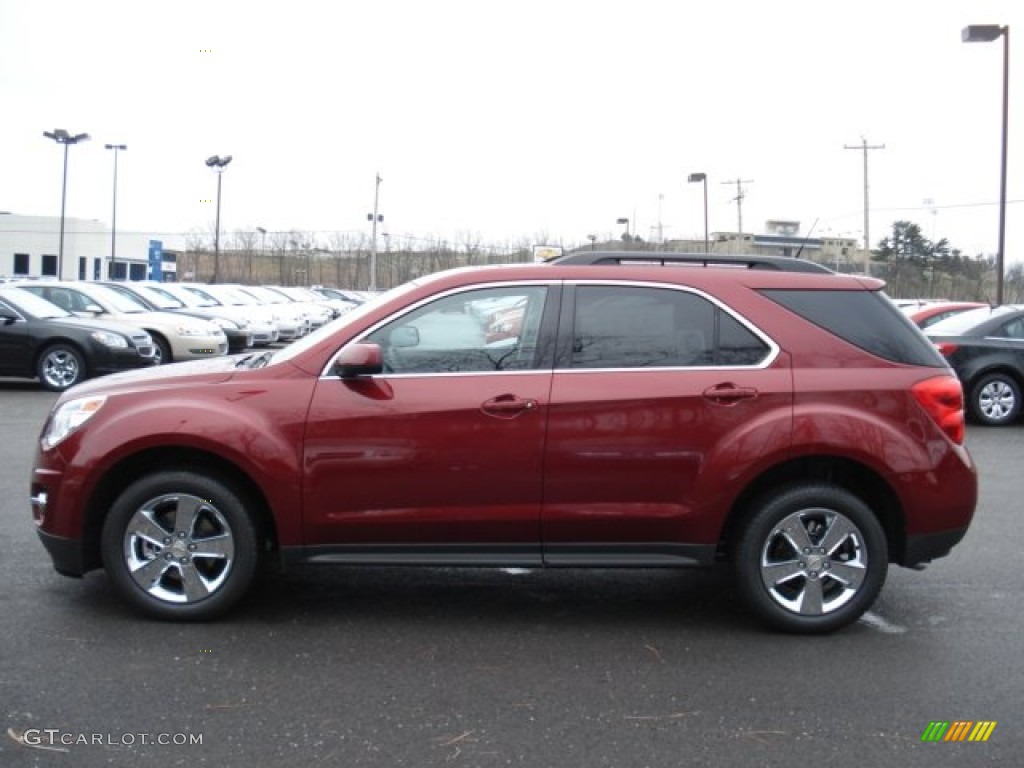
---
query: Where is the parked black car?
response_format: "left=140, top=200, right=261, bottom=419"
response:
left=0, top=286, right=157, bottom=391
left=927, top=304, right=1024, bottom=426
left=98, top=281, right=253, bottom=354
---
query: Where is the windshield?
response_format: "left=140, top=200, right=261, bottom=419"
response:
left=271, top=283, right=411, bottom=366
left=79, top=284, right=151, bottom=313
left=926, top=305, right=1013, bottom=336
left=132, top=285, right=184, bottom=309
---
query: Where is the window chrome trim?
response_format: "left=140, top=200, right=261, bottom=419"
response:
left=318, top=277, right=781, bottom=378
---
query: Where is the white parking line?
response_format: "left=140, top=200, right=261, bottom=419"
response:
left=858, top=610, right=907, bottom=634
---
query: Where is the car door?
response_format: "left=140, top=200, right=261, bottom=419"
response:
left=542, top=282, right=793, bottom=565
left=0, top=298, right=31, bottom=376
left=301, top=283, right=559, bottom=564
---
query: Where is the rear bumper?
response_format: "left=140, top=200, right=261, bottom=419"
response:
left=901, top=527, right=969, bottom=567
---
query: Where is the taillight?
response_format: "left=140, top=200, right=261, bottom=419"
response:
left=912, top=375, right=965, bottom=444
left=934, top=342, right=958, bottom=358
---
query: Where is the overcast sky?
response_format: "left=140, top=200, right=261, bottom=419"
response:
left=1, top=0, right=1022, bottom=258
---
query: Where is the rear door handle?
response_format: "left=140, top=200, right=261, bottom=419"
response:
left=703, top=383, right=758, bottom=404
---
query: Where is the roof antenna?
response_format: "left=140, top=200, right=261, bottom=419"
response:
left=794, top=218, right=819, bottom=260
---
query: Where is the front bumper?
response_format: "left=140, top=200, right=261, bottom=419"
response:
left=37, top=528, right=85, bottom=577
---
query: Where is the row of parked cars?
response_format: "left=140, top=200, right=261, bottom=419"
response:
left=0, top=279, right=368, bottom=391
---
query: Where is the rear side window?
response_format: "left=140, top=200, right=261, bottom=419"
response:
left=569, top=285, right=770, bottom=369
left=761, top=289, right=946, bottom=367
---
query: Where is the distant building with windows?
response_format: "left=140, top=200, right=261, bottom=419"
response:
left=0, top=212, right=182, bottom=281
left=666, top=220, right=863, bottom=272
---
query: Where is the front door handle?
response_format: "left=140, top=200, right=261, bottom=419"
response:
left=703, top=383, right=758, bottom=404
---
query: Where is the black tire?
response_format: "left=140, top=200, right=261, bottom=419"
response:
left=101, top=471, right=260, bottom=621
left=969, top=373, right=1021, bottom=426
left=152, top=334, right=172, bottom=365
left=734, top=484, right=888, bottom=634
left=36, top=343, right=87, bottom=392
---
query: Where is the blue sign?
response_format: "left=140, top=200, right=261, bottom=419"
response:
left=148, top=240, right=163, bottom=281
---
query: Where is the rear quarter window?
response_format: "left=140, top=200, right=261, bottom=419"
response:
left=761, top=289, right=946, bottom=367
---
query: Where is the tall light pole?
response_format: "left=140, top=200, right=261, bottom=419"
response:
left=963, top=24, right=1010, bottom=305
left=105, top=143, right=127, bottom=279
left=254, top=226, right=266, bottom=284
left=688, top=172, right=709, bottom=252
left=205, top=154, right=233, bottom=283
left=367, top=172, right=383, bottom=291
left=616, top=217, right=630, bottom=240
left=43, top=129, right=90, bottom=279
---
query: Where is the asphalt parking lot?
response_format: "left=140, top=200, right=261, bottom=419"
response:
left=1, top=382, right=1021, bottom=767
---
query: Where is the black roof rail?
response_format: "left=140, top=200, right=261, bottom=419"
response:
left=548, top=251, right=834, bottom=274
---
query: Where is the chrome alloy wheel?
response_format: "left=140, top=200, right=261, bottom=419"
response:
left=758, top=508, right=867, bottom=616
left=122, top=493, right=236, bottom=604
left=978, top=379, right=1017, bottom=422
left=41, top=347, right=82, bottom=390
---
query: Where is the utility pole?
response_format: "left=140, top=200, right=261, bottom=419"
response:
left=722, top=178, right=753, bottom=236
left=844, top=137, right=885, bottom=274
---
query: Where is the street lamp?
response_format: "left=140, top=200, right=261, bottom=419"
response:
left=963, top=24, right=1010, bottom=305
left=688, top=172, right=709, bottom=253
left=205, top=154, right=233, bottom=283
left=366, top=172, right=383, bottom=291
left=616, top=217, right=630, bottom=239
left=43, top=129, right=90, bottom=279
left=105, top=143, right=127, bottom=279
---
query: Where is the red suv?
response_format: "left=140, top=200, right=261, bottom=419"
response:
left=30, top=254, right=977, bottom=633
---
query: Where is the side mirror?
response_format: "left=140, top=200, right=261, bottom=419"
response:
left=390, top=325, right=419, bottom=348
left=84, top=303, right=105, bottom=314
left=332, top=343, right=384, bottom=378
left=0, top=308, right=17, bottom=325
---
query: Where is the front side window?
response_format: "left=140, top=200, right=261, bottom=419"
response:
left=365, top=285, right=549, bottom=374
left=570, top=285, right=769, bottom=369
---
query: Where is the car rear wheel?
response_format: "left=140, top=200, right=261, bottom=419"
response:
left=969, top=373, right=1021, bottom=426
left=101, top=471, right=259, bottom=620
left=734, top=484, right=887, bottom=634
left=37, top=343, right=86, bottom=391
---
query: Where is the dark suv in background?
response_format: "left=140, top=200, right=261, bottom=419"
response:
left=30, top=253, right=977, bottom=633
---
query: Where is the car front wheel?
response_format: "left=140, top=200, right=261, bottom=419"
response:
left=969, top=373, right=1021, bottom=426
left=37, top=343, right=86, bottom=391
left=101, top=471, right=259, bottom=620
left=734, top=484, right=887, bottom=634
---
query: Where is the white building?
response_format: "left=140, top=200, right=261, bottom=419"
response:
left=0, top=212, right=182, bottom=281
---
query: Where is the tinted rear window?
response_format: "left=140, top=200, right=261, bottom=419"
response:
left=761, top=289, right=946, bottom=367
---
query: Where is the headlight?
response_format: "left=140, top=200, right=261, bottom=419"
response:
left=211, top=316, right=241, bottom=330
left=90, top=330, right=128, bottom=348
left=42, top=396, right=106, bottom=450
